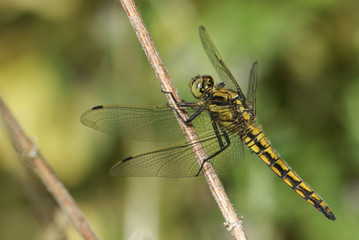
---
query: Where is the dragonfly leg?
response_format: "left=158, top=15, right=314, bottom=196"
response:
left=181, top=106, right=205, bottom=123
left=195, top=122, right=230, bottom=176
left=162, top=90, right=183, bottom=104
left=163, top=90, right=205, bottom=123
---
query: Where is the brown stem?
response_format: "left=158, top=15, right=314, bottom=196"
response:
left=119, top=0, right=247, bottom=239
left=0, top=96, right=99, bottom=240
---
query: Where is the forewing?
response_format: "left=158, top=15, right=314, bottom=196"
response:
left=81, top=104, right=217, bottom=142
left=247, top=61, right=258, bottom=115
left=199, top=26, right=244, bottom=96
left=81, top=105, right=185, bottom=141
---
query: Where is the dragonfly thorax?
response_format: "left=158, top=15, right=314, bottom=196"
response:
left=190, top=75, right=214, bottom=99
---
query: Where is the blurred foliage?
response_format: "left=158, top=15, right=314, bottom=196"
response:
left=0, top=0, right=358, bottom=239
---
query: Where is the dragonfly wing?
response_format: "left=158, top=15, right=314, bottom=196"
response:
left=81, top=105, right=185, bottom=142
left=110, top=140, right=202, bottom=177
left=210, top=121, right=245, bottom=173
left=199, top=26, right=245, bottom=97
left=81, top=103, right=220, bottom=142
left=110, top=126, right=244, bottom=177
left=247, top=61, right=258, bottom=115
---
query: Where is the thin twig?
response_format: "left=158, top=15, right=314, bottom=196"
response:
left=0, top=96, right=99, bottom=240
left=119, top=1, right=247, bottom=239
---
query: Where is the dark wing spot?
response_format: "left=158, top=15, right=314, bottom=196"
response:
left=92, top=105, right=104, bottom=110
left=122, top=156, right=133, bottom=162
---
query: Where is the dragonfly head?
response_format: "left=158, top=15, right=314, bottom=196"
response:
left=190, top=75, right=214, bottom=99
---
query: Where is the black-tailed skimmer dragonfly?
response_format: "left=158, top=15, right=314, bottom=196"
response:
left=81, top=26, right=335, bottom=220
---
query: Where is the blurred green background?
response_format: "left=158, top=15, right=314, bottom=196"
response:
left=0, top=0, right=358, bottom=239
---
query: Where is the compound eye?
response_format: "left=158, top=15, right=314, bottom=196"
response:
left=190, top=76, right=204, bottom=99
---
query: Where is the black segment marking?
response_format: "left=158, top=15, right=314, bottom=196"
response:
left=260, top=151, right=278, bottom=166
left=308, top=195, right=322, bottom=208
left=283, top=173, right=302, bottom=189
left=244, top=129, right=262, bottom=148
left=296, top=185, right=313, bottom=199
left=272, top=160, right=290, bottom=178
left=257, top=144, right=270, bottom=156
left=253, top=138, right=268, bottom=154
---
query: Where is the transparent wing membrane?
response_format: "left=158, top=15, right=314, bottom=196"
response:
left=81, top=104, right=189, bottom=142
left=199, top=26, right=243, bottom=96
left=82, top=103, right=245, bottom=177
left=110, top=122, right=244, bottom=177
left=81, top=103, right=242, bottom=141
left=247, top=61, right=258, bottom=115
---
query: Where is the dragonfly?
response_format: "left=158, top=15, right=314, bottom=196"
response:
left=81, top=26, right=335, bottom=220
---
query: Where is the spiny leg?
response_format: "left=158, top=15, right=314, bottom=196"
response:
left=195, top=121, right=230, bottom=176
left=162, top=90, right=205, bottom=123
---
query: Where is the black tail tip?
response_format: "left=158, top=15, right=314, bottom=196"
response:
left=327, top=212, right=336, bottom=221
left=324, top=210, right=336, bottom=221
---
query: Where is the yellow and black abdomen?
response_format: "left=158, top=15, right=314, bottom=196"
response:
left=241, top=124, right=336, bottom=220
